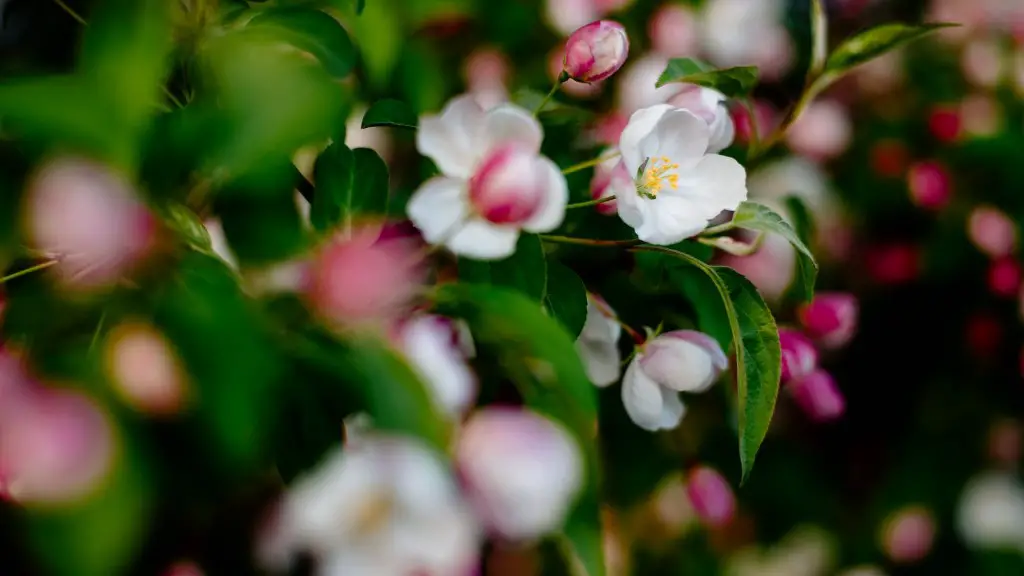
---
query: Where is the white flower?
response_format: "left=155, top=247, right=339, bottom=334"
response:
left=615, top=105, right=747, bottom=245
left=621, top=330, right=727, bottom=431
left=409, top=96, right=568, bottom=260
left=615, top=53, right=682, bottom=113
left=575, top=296, right=622, bottom=386
left=956, top=470, right=1024, bottom=553
left=258, top=436, right=480, bottom=576
left=699, top=0, right=793, bottom=81
left=666, top=84, right=735, bottom=153
left=457, top=407, right=584, bottom=541
left=398, top=314, right=477, bottom=417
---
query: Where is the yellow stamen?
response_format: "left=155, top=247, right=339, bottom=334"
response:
left=637, top=156, right=680, bottom=199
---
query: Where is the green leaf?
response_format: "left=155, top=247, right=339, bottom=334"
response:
left=808, top=0, right=828, bottom=79
left=783, top=195, right=815, bottom=249
left=163, top=202, right=214, bottom=253
left=543, top=260, right=588, bottom=339
left=361, top=98, right=419, bottom=129
left=311, top=144, right=389, bottom=232
left=729, top=201, right=818, bottom=302
left=655, top=58, right=759, bottom=97
left=635, top=247, right=780, bottom=484
left=457, top=234, right=548, bottom=301
left=80, top=0, right=174, bottom=164
left=433, top=283, right=603, bottom=576
left=815, top=23, right=957, bottom=91
left=247, top=7, right=357, bottom=78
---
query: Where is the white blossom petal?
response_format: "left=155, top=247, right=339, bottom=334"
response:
left=482, top=104, right=544, bottom=155
left=636, top=109, right=711, bottom=169
left=522, top=157, right=568, bottom=233
left=401, top=316, right=477, bottom=417
left=640, top=337, right=716, bottom=392
left=657, top=386, right=687, bottom=429
left=630, top=195, right=708, bottom=245
left=446, top=219, right=520, bottom=260
left=677, top=154, right=748, bottom=214
left=619, top=104, right=674, bottom=175
left=621, top=357, right=666, bottom=431
left=407, top=177, right=470, bottom=245
left=416, top=96, right=486, bottom=179
left=577, top=339, right=621, bottom=387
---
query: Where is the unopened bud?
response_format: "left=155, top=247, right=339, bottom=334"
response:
left=788, top=369, right=845, bottom=422
left=779, top=328, right=818, bottom=383
left=988, top=257, right=1021, bottom=297
left=880, top=506, right=936, bottom=564
left=798, top=292, right=858, bottom=349
left=563, top=20, right=629, bottom=83
left=968, top=205, right=1017, bottom=259
left=685, top=466, right=735, bottom=528
left=907, top=161, right=952, bottom=210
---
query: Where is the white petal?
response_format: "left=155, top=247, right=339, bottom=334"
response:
left=318, top=546, right=405, bottom=576
left=708, top=100, right=736, bottom=154
left=640, top=338, right=716, bottom=392
left=446, top=219, right=520, bottom=260
left=621, top=357, right=666, bottom=431
left=631, top=195, right=708, bottom=245
left=636, top=109, right=711, bottom=169
left=416, top=95, right=486, bottom=179
left=402, top=316, right=477, bottom=417
left=619, top=104, right=673, bottom=176
left=577, top=339, right=621, bottom=387
left=657, top=387, right=687, bottom=430
left=522, top=157, right=568, bottom=233
left=406, top=177, right=470, bottom=244
left=678, top=154, right=748, bottom=215
left=482, top=104, right=543, bottom=154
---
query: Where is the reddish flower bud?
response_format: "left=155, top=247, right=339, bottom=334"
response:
left=685, top=466, right=736, bottom=528
left=468, top=144, right=549, bottom=225
left=880, top=506, right=936, bottom=564
left=564, top=20, right=629, bottom=83
left=788, top=369, right=845, bottom=422
left=779, top=328, right=818, bottom=383
left=968, top=205, right=1017, bottom=259
left=928, top=105, right=962, bottom=143
left=988, top=257, right=1021, bottom=298
left=104, top=321, right=187, bottom=416
left=798, top=292, right=858, bottom=350
left=865, top=242, right=920, bottom=285
left=907, top=161, right=952, bottom=210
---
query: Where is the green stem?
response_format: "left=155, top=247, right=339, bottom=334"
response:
left=700, top=220, right=736, bottom=237
left=561, top=152, right=621, bottom=175
left=532, top=72, right=569, bottom=116
left=1, top=260, right=57, bottom=283
left=539, top=235, right=640, bottom=248
left=566, top=195, right=616, bottom=210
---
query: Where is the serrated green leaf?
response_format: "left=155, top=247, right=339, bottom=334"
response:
left=730, top=201, right=818, bottom=302
left=247, top=7, right=356, bottom=78
left=361, top=98, right=418, bottom=129
left=635, top=247, right=780, bottom=484
left=433, top=283, right=603, bottom=576
left=543, top=260, right=588, bottom=339
left=457, top=234, right=548, bottom=301
left=310, top=144, right=389, bottom=232
left=655, top=58, right=759, bottom=97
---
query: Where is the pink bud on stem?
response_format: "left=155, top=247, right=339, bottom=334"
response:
left=563, top=20, right=629, bottom=83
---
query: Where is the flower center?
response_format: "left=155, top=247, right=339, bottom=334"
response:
left=636, top=156, right=679, bottom=199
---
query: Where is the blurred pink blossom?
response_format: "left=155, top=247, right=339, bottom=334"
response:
left=648, top=4, right=698, bottom=57
left=779, top=328, right=818, bottom=383
left=987, top=257, right=1021, bottom=297
left=907, top=161, right=952, bottom=211
left=962, top=37, right=1004, bottom=88
left=685, top=466, right=735, bottom=528
left=786, top=100, right=852, bottom=162
left=798, top=292, right=859, bottom=350
left=788, top=369, right=846, bottom=422
left=928, top=106, right=962, bottom=144
left=25, top=158, right=156, bottom=289
left=717, top=233, right=796, bottom=303
left=881, top=506, right=936, bottom=563
left=589, top=150, right=631, bottom=215
left=968, top=205, right=1017, bottom=259
left=732, top=100, right=777, bottom=145
left=464, top=48, right=511, bottom=111
left=163, top=562, right=204, bottom=576
left=105, top=321, right=187, bottom=416
left=961, top=94, right=1003, bottom=138
left=865, top=243, right=921, bottom=285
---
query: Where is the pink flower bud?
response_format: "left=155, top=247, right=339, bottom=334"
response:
left=865, top=242, right=920, bottom=285
left=457, top=407, right=584, bottom=541
left=104, top=321, right=187, bottom=416
left=907, top=161, right=952, bottom=210
left=928, top=105, right=962, bottom=143
left=731, top=100, right=776, bottom=144
left=589, top=157, right=631, bottom=215
left=469, top=144, right=551, bottom=225
left=779, top=328, right=818, bottom=383
left=305, top=224, right=424, bottom=328
left=564, top=20, right=629, bottom=83
left=798, top=292, right=858, bottom=350
left=0, top=388, right=115, bottom=503
left=880, top=506, right=936, bottom=564
left=786, top=100, right=852, bottom=161
left=648, top=4, right=697, bottom=57
left=968, top=205, right=1017, bottom=258
left=549, top=48, right=602, bottom=99
left=25, top=157, right=156, bottom=289
left=788, top=369, right=845, bottom=422
left=685, top=466, right=736, bottom=528
left=987, top=257, right=1021, bottom=297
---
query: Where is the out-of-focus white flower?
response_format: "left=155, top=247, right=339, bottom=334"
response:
left=397, top=314, right=477, bottom=417
left=464, top=48, right=510, bottom=111
left=961, top=93, right=1003, bottom=138
left=962, top=37, right=1004, bottom=89
left=615, top=105, right=747, bottom=245
left=615, top=53, right=680, bottom=114
left=726, top=525, right=836, bottom=576
left=648, top=3, right=699, bottom=57
left=699, top=0, right=793, bottom=81
left=25, top=158, right=156, bottom=289
left=575, top=295, right=622, bottom=386
left=544, top=0, right=600, bottom=36
left=457, top=407, right=584, bottom=541
left=621, top=330, right=727, bottom=431
left=968, top=205, right=1018, bottom=259
left=409, top=96, right=568, bottom=260
left=786, top=100, right=853, bottom=162
left=956, top=470, right=1024, bottom=553
left=666, top=85, right=735, bottom=153
left=258, top=436, right=480, bottom=576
